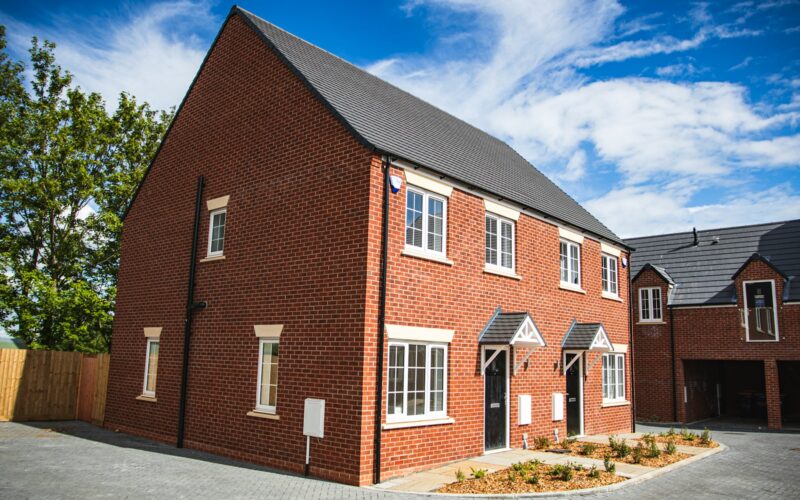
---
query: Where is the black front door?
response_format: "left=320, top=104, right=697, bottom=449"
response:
left=485, top=349, right=507, bottom=451
left=566, top=353, right=582, bottom=436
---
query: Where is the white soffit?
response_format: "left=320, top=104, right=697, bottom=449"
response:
left=206, top=195, right=230, bottom=211
left=601, top=242, right=622, bottom=257
left=484, top=199, right=520, bottom=221
left=143, top=327, right=162, bottom=338
left=386, top=324, right=454, bottom=343
left=559, top=227, right=585, bottom=244
left=254, top=324, right=283, bottom=338
left=404, top=170, right=453, bottom=198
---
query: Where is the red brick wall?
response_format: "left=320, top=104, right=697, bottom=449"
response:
left=360, top=164, right=633, bottom=482
left=632, top=259, right=800, bottom=428
left=105, top=13, right=375, bottom=485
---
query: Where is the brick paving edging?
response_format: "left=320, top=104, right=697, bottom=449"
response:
left=364, top=444, right=726, bottom=498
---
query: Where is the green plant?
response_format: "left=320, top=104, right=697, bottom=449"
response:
left=588, top=466, right=600, bottom=478
left=667, top=427, right=676, bottom=437
left=550, top=464, right=574, bottom=481
left=534, top=435, right=551, bottom=449
left=455, top=469, right=465, bottom=482
left=579, top=443, right=597, bottom=456
left=603, top=455, right=616, bottom=474
left=471, top=467, right=487, bottom=479
left=647, top=439, right=661, bottom=458
left=507, top=470, right=517, bottom=482
left=665, top=439, right=677, bottom=455
left=632, top=442, right=645, bottom=464
left=700, top=428, right=712, bottom=445
left=680, top=428, right=696, bottom=441
left=609, top=435, right=631, bottom=458
left=512, top=462, right=525, bottom=472
left=642, top=433, right=656, bottom=446
left=526, top=472, right=540, bottom=485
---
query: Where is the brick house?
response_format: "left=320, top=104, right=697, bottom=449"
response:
left=627, top=220, right=800, bottom=430
left=104, top=6, right=633, bottom=486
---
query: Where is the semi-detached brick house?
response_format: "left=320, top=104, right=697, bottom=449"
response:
left=627, top=220, right=800, bottom=430
left=104, top=6, right=633, bottom=486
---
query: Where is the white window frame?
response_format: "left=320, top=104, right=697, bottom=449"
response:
left=256, top=338, right=279, bottom=413
left=743, top=279, right=779, bottom=342
left=639, top=287, right=662, bottom=322
left=559, top=239, right=581, bottom=287
left=386, top=341, right=448, bottom=423
left=602, top=353, right=625, bottom=402
left=405, top=187, right=447, bottom=258
left=142, top=338, right=159, bottom=398
left=207, top=208, right=227, bottom=257
left=601, top=254, right=619, bottom=296
left=485, top=213, right=515, bottom=272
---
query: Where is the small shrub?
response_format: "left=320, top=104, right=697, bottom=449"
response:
left=603, top=455, right=616, bottom=474
left=647, top=439, right=661, bottom=458
left=666, top=426, right=676, bottom=437
left=632, top=442, right=645, bottom=464
left=700, top=428, right=712, bottom=445
left=609, top=436, right=631, bottom=458
left=455, top=469, right=465, bottom=482
left=665, top=439, right=677, bottom=455
left=588, top=465, right=600, bottom=478
left=471, top=467, right=486, bottom=479
left=642, top=433, right=656, bottom=446
left=512, top=462, right=525, bottom=472
left=507, top=470, right=516, bottom=482
left=526, top=472, right=540, bottom=485
left=534, top=435, right=551, bottom=449
left=550, top=464, right=574, bottom=482
left=680, top=428, right=696, bottom=441
left=579, top=443, right=597, bottom=456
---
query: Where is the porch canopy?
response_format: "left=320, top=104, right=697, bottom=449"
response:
left=561, top=320, right=614, bottom=374
left=479, top=309, right=546, bottom=375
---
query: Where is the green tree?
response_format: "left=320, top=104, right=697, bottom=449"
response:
left=0, top=27, right=173, bottom=352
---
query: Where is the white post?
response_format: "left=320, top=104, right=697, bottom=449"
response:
left=305, top=436, right=311, bottom=476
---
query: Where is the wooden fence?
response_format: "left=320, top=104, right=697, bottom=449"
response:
left=0, top=349, right=109, bottom=424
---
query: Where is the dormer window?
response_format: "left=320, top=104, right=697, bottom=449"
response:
left=743, top=280, right=779, bottom=342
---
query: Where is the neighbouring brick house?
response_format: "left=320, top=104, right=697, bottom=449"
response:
left=627, top=220, right=800, bottom=430
left=105, top=6, right=633, bottom=486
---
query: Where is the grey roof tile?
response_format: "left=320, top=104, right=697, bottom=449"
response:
left=479, top=312, right=530, bottom=344
left=626, top=220, right=800, bottom=305
left=236, top=7, right=624, bottom=246
left=561, top=322, right=607, bottom=350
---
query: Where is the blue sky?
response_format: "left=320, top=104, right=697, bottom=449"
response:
left=1, top=0, right=799, bottom=238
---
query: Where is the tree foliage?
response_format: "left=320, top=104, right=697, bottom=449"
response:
left=0, top=27, right=173, bottom=352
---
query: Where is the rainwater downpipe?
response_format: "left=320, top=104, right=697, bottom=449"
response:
left=373, top=155, right=392, bottom=485
left=669, top=303, right=678, bottom=423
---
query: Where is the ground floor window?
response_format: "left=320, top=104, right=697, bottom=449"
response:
left=256, top=339, right=279, bottom=413
left=143, top=339, right=159, bottom=397
left=602, top=353, right=625, bottom=402
left=387, top=342, right=447, bottom=421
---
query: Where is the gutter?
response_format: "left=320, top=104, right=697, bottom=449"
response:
left=373, top=155, right=392, bottom=484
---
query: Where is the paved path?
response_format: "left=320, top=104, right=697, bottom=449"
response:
left=0, top=421, right=798, bottom=499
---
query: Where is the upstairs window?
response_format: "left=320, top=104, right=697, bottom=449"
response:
left=602, top=255, right=619, bottom=296
left=405, top=188, right=446, bottom=257
left=743, top=280, right=779, bottom=342
left=387, top=342, right=447, bottom=421
left=560, top=240, right=581, bottom=286
left=485, top=214, right=515, bottom=271
left=639, top=287, right=662, bottom=322
left=207, top=208, right=227, bottom=257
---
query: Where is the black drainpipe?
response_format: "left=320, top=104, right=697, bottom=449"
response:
left=373, top=156, right=391, bottom=485
left=669, top=303, right=678, bottom=423
left=177, top=176, right=205, bottom=448
left=628, top=265, right=636, bottom=432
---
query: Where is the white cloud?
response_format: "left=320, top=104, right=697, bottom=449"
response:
left=368, top=0, right=799, bottom=236
left=656, top=62, right=703, bottom=77
left=1, top=1, right=216, bottom=111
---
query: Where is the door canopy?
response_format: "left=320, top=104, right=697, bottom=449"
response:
left=479, top=308, right=546, bottom=375
left=561, top=320, right=613, bottom=352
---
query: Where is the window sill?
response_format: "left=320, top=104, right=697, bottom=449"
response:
left=401, top=248, right=453, bottom=266
left=636, top=321, right=665, bottom=325
left=382, top=417, right=454, bottom=430
left=601, top=400, right=631, bottom=408
left=136, top=395, right=157, bottom=403
left=247, top=410, right=280, bottom=420
left=484, top=266, right=522, bottom=280
left=200, top=255, right=225, bottom=263
left=559, top=282, right=587, bottom=294
left=602, top=292, right=623, bottom=302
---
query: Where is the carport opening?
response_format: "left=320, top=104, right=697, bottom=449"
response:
left=779, top=361, right=800, bottom=428
left=683, top=360, right=767, bottom=426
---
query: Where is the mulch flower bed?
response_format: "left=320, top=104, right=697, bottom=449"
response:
left=547, top=439, right=690, bottom=468
left=438, top=460, right=625, bottom=495
left=647, top=429, right=719, bottom=448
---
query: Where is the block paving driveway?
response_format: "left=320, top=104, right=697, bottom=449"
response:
left=1, top=421, right=798, bottom=499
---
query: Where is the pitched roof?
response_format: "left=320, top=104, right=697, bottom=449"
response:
left=479, top=312, right=530, bottom=344
left=632, top=263, right=675, bottom=285
left=561, top=322, right=613, bottom=351
left=234, top=7, right=624, bottom=246
left=626, top=220, right=800, bottom=306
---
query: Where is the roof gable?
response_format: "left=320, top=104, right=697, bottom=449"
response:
left=632, top=263, right=675, bottom=285
left=731, top=253, right=788, bottom=280
left=233, top=7, right=624, bottom=246
left=561, top=321, right=613, bottom=351
left=479, top=311, right=546, bottom=347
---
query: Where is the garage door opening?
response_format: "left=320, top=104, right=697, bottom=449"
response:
left=778, top=361, right=800, bottom=428
left=683, top=360, right=767, bottom=426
